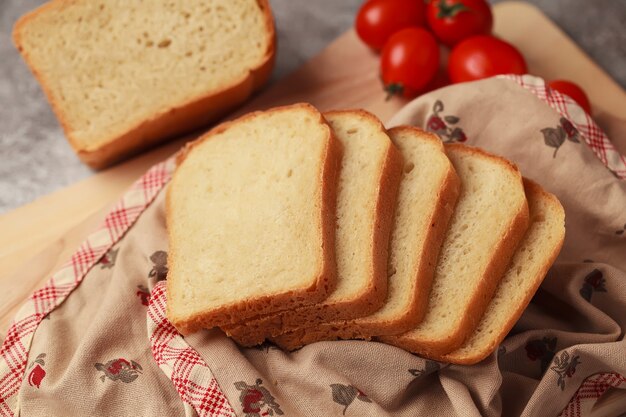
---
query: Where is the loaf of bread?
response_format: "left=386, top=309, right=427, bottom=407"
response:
left=221, top=110, right=403, bottom=346
left=163, top=102, right=563, bottom=363
left=166, top=104, right=340, bottom=335
left=13, top=0, right=275, bottom=168
left=272, top=126, right=461, bottom=350
left=379, top=144, right=530, bottom=357
left=438, top=179, right=565, bottom=364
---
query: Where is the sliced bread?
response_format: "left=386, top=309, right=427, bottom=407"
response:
left=379, top=143, right=529, bottom=357
left=271, top=126, right=461, bottom=350
left=166, top=103, right=340, bottom=335
left=438, top=179, right=565, bottom=364
left=221, top=110, right=403, bottom=345
left=13, top=0, right=275, bottom=168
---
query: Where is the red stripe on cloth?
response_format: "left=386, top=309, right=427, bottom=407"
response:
left=500, top=75, right=626, bottom=179
left=148, top=282, right=236, bottom=417
left=0, top=160, right=174, bottom=416
left=559, top=372, right=626, bottom=417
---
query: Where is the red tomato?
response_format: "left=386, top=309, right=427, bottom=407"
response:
left=422, top=44, right=452, bottom=94
left=381, top=27, right=440, bottom=98
left=548, top=80, right=592, bottom=114
left=355, top=0, right=426, bottom=50
left=427, top=0, right=493, bottom=46
left=448, top=35, right=527, bottom=83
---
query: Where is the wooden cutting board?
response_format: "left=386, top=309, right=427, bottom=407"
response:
left=3, top=3, right=626, bottom=412
left=2, top=1, right=626, bottom=335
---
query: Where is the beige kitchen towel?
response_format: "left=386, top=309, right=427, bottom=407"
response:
left=2, top=75, right=625, bottom=417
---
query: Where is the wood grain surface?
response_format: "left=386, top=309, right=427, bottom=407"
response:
left=2, top=1, right=625, bottom=336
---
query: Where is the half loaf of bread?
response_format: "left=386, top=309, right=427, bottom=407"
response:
left=13, top=0, right=275, bottom=168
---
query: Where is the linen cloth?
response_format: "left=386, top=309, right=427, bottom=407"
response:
left=1, top=75, right=625, bottom=417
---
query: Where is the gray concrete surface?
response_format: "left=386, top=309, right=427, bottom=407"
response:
left=1, top=0, right=625, bottom=213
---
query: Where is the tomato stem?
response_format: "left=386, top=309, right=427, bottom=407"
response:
left=437, top=0, right=469, bottom=19
left=384, top=83, right=404, bottom=101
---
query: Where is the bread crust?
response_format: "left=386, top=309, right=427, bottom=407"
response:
left=437, top=179, right=565, bottom=364
left=379, top=143, right=531, bottom=358
left=271, top=127, right=462, bottom=350
left=221, top=110, right=404, bottom=345
left=364, top=120, right=403, bottom=313
left=165, top=103, right=340, bottom=334
left=13, top=0, right=276, bottom=169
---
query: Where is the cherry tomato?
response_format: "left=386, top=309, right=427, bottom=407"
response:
left=423, top=69, right=451, bottom=94
left=427, top=0, right=493, bottom=46
left=448, top=35, right=527, bottom=83
left=381, top=27, right=440, bottom=98
left=548, top=80, right=592, bottom=114
left=355, top=0, right=426, bottom=50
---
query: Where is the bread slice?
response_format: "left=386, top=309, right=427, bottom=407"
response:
left=13, top=0, right=275, bottom=168
left=166, top=103, right=340, bottom=335
left=271, top=126, right=461, bottom=350
left=438, top=179, right=565, bottom=364
left=379, top=143, right=529, bottom=357
left=221, top=110, right=403, bottom=346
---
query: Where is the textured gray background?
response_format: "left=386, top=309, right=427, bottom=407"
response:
left=1, top=0, right=625, bottom=213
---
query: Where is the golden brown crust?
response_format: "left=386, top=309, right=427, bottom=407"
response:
left=316, top=109, right=342, bottom=314
left=365, top=127, right=403, bottom=312
left=438, top=179, right=565, bottom=364
left=165, top=103, right=340, bottom=334
left=175, top=102, right=322, bottom=167
left=380, top=143, right=530, bottom=358
left=444, top=142, right=523, bottom=178
left=270, top=127, right=462, bottom=350
left=389, top=126, right=446, bottom=148
left=13, top=0, right=276, bottom=169
left=221, top=110, right=404, bottom=345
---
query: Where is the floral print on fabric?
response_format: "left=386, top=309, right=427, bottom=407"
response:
left=95, top=358, right=143, bottom=383
left=148, top=251, right=168, bottom=281
left=234, top=379, right=283, bottom=416
left=99, top=248, right=119, bottom=269
left=409, top=360, right=440, bottom=379
left=27, top=353, right=46, bottom=389
left=330, top=383, right=372, bottom=415
left=136, top=285, right=150, bottom=306
left=551, top=351, right=581, bottom=391
left=426, top=100, right=468, bottom=143
left=526, top=337, right=558, bottom=374
left=541, top=117, right=581, bottom=158
left=579, top=269, right=607, bottom=302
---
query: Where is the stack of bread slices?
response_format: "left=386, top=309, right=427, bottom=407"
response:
left=166, top=103, right=565, bottom=365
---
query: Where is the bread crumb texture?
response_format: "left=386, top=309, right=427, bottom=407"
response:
left=445, top=180, right=564, bottom=363
left=404, top=145, right=526, bottom=340
left=369, top=129, right=450, bottom=322
left=167, top=105, right=331, bottom=327
left=323, top=112, right=390, bottom=304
